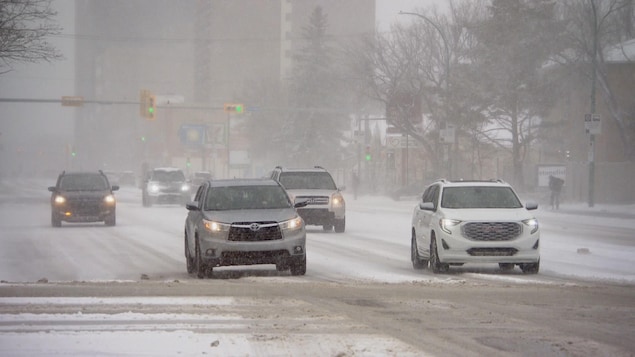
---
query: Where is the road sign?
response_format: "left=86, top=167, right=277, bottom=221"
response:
left=61, top=96, right=84, bottom=107
left=584, top=114, right=601, bottom=135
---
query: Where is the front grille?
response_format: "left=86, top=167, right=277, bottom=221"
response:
left=66, top=198, right=103, bottom=215
left=463, top=222, right=521, bottom=241
left=467, top=248, right=518, bottom=256
left=228, top=222, right=282, bottom=241
left=296, top=195, right=329, bottom=205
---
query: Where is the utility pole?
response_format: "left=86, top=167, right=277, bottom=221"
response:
left=588, top=3, right=598, bottom=208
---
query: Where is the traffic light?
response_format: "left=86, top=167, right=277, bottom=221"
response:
left=147, top=95, right=156, bottom=120
left=365, top=145, right=372, bottom=161
left=186, top=157, right=191, bottom=168
left=224, top=103, right=244, bottom=113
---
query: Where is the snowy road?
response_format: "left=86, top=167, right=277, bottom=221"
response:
left=1, top=178, right=634, bottom=356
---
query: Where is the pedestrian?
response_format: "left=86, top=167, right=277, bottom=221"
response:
left=549, top=175, right=564, bottom=210
left=352, top=170, right=360, bottom=200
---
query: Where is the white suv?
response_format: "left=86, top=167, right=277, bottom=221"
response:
left=270, top=166, right=346, bottom=232
left=411, top=179, right=540, bottom=274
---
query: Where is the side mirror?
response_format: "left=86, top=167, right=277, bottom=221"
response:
left=185, top=202, right=200, bottom=211
left=294, top=199, right=310, bottom=208
left=111, top=185, right=120, bottom=191
left=48, top=186, right=56, bottom=192
left=525, top=201, right=538, bottom=210
left=419, top=201, right=435, bottom=211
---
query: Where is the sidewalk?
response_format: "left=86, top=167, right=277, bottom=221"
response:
left=546, top=203, right=635, bottom=220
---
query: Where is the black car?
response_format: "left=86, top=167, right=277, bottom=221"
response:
left=48, top=170, right=119, bottom=227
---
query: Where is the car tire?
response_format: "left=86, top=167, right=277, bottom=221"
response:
left=334, top=218, right=345, bottom=233
left=499, top=263, right=515, bottom=271
left=322, top=223, right=333, bottom=232
left=185, top=233, right=195, bottom=274
left=194, top=239, right=209, bottom=279
left=104, top=213, right=116, bottom=226
left=430, top=237, right=449, bottom=274
left=411, top=235, right=428, bottom=270
left=289, top=257, right=306, bottom=276
left=51, top=212, right=61, bottom=227
left=520, top=261, right=540, bottom=274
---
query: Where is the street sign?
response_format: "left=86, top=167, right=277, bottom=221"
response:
left=178, top=124, right=207, bottom=146
left=386, top=135, right=418, bottom=148
left=584, top=114, right=601, bottom=135
left=61, top=96, right=84, bottom=107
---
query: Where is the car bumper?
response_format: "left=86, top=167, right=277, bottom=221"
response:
left=52, top=206, right=114, bottom=222
left=436, top=233, right=540, bottom=264
left=297, top=206, right=345, bottom=225
left=199, top=230, right=306, bottom=267
left=147, top=192, right=190, bottom=204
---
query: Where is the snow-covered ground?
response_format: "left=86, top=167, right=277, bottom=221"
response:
left=0, top=179, right=634, bottom=356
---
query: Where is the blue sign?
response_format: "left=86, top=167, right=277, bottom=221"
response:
left=178, top=124, right=207, bottom=147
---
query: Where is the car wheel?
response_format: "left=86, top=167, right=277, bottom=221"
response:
left=520, top=261, right=540, bottom=274
left=322, top=223, right=333, bottom=232
left=334, top=218, right=345, bottom=233
left=194, top=239, right=209, bottom=279
left=104, top=213, right=116, bottom=226
left=499, top=263, right=515, bottom=271
left=185, top=233, right=195, bottom=274
left=289, top=257, right=306, bottom=276
left=411, top=235, right=428, bottom=270
left=430, top=237, right=449, bottom=274
left=51, top=212, right=61, bottom=227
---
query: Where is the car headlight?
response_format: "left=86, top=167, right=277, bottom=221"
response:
left=149, top=183, right=160, bottom=193
left=440, top=218, right=461, bottom=234
left=523, top=218, right=539, bottom=234
left=181, top=184, right=190, bottom=192
left=104, top=194, right=116, bottom=204
left=54, top=195, right=66, bottom=204
left=203, top=219, right=230, bottom=233
left=332, top=193, right=344, bottom=207
left=280, top=216, right=304, bottom=232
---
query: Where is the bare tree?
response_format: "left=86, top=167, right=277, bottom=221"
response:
left=555, top=0, right=635, bottom=161
left=0, top=0, right=62, bottom=74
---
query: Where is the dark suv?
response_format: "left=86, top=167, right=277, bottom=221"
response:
left=48, top=170, right=119, bottom=227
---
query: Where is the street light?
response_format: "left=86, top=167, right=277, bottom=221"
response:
left=399, top=11, right=453, bottom=177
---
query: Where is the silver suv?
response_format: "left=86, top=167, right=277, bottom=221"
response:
left=142, top=167, right=191, bottom=206
left=270, top=166, right=346, bottom=233
left=411, top=179, right=540, bottom=274
left=184, top=178, right=308, bottom=278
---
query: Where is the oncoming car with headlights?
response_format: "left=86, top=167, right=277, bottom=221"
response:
left=269, top=166, right=346, bottom=232
left=142, top=167, right=191, bottom=206
left=411, top=179, right=540, bottom=274
left=184, top=178, right=309, bottom=278
left=48, top=170, right=119, bottom=227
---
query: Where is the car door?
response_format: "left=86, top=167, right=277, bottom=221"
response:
left=413, top=184, right=439, bottom=258
left=185, top=183, right=206, bottom=254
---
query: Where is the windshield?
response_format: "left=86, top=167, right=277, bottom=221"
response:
left=278, top=172, right=337, bottom=190
left=204, top=185, right=291, bottom=210
left=59, top=174, right=109, bottom=191
left=152, top=170, right=185, bottom=182
left=441, top=186, right=523, bottom=209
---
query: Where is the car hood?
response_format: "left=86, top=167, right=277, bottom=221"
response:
left=202, top=208, right=298, bottom=224
left=440, top=207, right=535, bottom=222
left=284, top=189, right=337, bottom=199
left=58, top=190, right=112, bottom=198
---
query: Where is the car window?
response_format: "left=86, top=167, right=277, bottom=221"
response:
left=278, top=172, right=336, bottom=190
left=152, top=170, right=185, bottom=182
left=59, top=174, right=109, bottom=191
left=205, top=185, right=291, bottom=210
left=441, top=186, right=523, bottom=209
